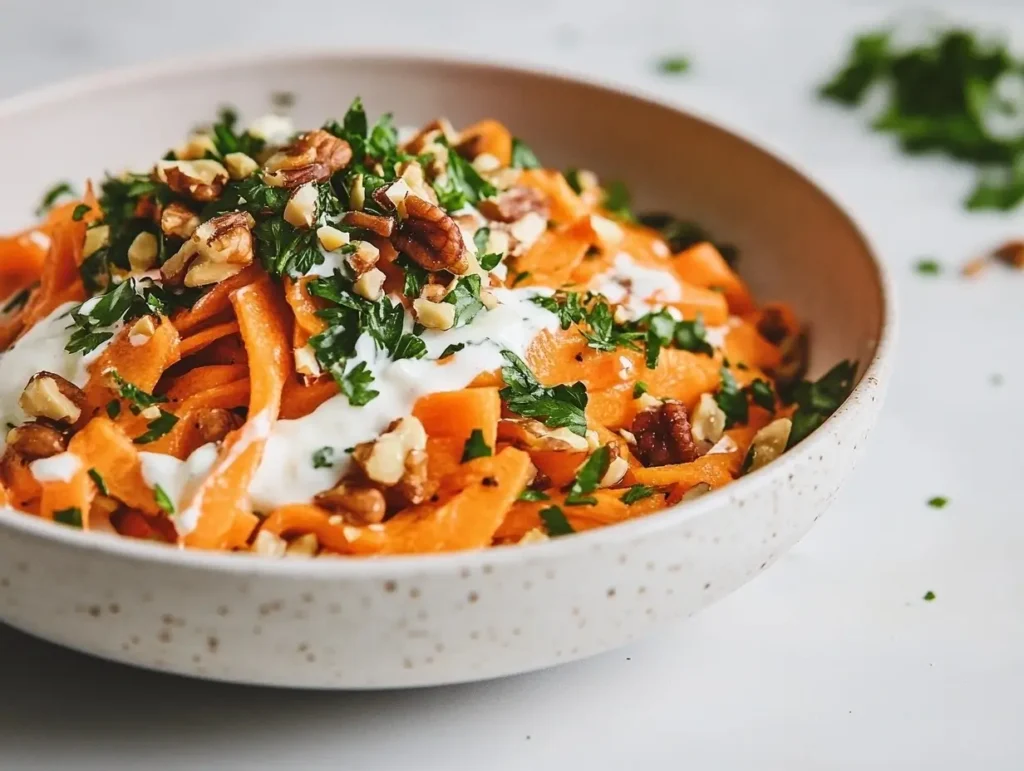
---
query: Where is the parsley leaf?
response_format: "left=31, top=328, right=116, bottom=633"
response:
left=787, top=360, right=857, bottom=447
left=65, top=279, right=140, bottom=355
left=431, top=136, right=496, bottom=210
left=88, top=469, right=108, bottom=495
left=500, top=350, right=588, bottom=436
left=748, top=379, right=776, bottom=412
left=106, top=400, right=121, bottom=419
left=312, top=447, right=336, bottom=469
left=915, top=258, right=942, bottom=275
left=109, top=370, right=167, bottom=413
left=209, top=107, right=266, bottom=159
left=396, top=254, right=429, bottom=298
left=35, top=181, right=77, bottom=217
left=531, top=292, right=587, bottom=330
left=153, top=484, right=175, bottom=515
left=510, top=138, right=542, bottom=169
left=620, top=484, right=656, bottom=504
left=602, top=180, right=635, bottom=222
left=540, top=505, right=575, bottom=536
left=923, top=590, right=936, bottom=602
left=633, top=381, right=648, bottom=398
left=657, top=55, right=691, bottom=74
left=715, top=368, right=749, bottom=428
left=565, top=445, right=610, bottom=506
left=444, top=274, right=486, bottom=327
left=582, top=301, right=643, bottom=353
left=53, top=507, right=83, bottom=528
left=341, top=361, right=378, bottom=406
left=928, top=496, right=949, bottom=509
left=134, top=410, right=178, bottom=445
left=439, top=342, right=465, bottom=359
left=461, top=429, right=493, bottom=462
left=673, top=316, right=714, bottom=356
left=479, top=252, right=502, bottom=271
left=518, top=489, right=550, bottom=502
left=511, top=271, right=531, bottom=287
left=254, top=217, right=323, bottom=277
left=71, top=203, right=91, bottom=222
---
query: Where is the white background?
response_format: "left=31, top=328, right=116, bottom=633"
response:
left=1, top=0, right=1023, bottom=768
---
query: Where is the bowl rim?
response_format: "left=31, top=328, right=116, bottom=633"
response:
left=0, top=47, right=897, bottom=577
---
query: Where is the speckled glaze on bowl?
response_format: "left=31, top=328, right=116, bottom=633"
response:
left=0, top=51, right=894, bottom=688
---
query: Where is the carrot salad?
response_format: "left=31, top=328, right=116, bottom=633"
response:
left=0, top=100, right=855, bottom=556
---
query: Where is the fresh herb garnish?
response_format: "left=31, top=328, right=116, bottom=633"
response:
left=657, top=55, right=691, bottom=74
left=581, top=301, right=644, bottom=353
left=620, top=484, right=656, bottom=504
left=153, top=484, right=175, bottom=515
left=340, top=361, right=378, bottom=407
left=208, top=106, right=266, bottom=159
left=88, top=469, right=108, bottom=496
left=632, top=381, right=649, bottom=399
left=602, top=180, right=635, bottom=222
left=109, top=370, right=167, bottom=413
left=479, top=252, right=502, bottom=271
left=500, top=350, right=588, bottom=437
left=820, top=27, right=1024, bottom=211
left=65, top=279, right=141, bottom=355
left=511, top=271, right=531, bottom=287
left=71, top=203, right=91, bottom=222
left=786, top=360, right=857, bottom=447
left=539, top=505, right=575, bottom=536
left=106, top=400, right=121, bottom=419
left=510, top=137, right=541, bottom=169
left=431, top=136, right=496, bottom=210
left=915, top=259, right=942, bottom=275
left=518, top=489, right=551, bottom=502
left=312, top=447, right=335, bottom=469
left=748, top=379, right=776, bottom=412
left=254, top=217, right=325, bottom=277
left=564, top=445, right=610, bottom=506
left=53, top=507, right=83, bottom=528
left=35, top=181, right=77, bottom=216
left=439, top=342, right=465, bottom=359
left=461, top=429, right=493, bottom=462
left=133, top=410, right=179, bottom=445
left=714, top=368, right=749, bottom=428
left=444, top=274, right=486, bottom=327
left=672, top=316, right=715, bottom=357
left=927, top=496, right=949, bottom=509
left=396, top=254, right=429, bottom=298
left=923, top=590, right=936, bottom=602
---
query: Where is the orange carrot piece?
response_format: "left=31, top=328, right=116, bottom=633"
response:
left=171, top=264, right=261, bottom=336
left=38, top=465, right=94, bottom=527
left=183, top=278, right=290, bottom=549
left=672, top=242, right=754, bottom=314
left=163, top=363, right=248, bottom=401
left=494, top=490, right=631, bottom=542
left=722, top=319, right=782, bottom=370
left=224, top=510, right=259, bottom=549
left=624, top=453, right=736, bottom=489
left=457, top=119, right=513, bottom=165
left=260, top=505, right=385, bottom=555
left=69, top=418, right=161, bottom=515
left=413, top=388, right=501, bottom=447
left=529, top=449, right=588, bottom=488
left=280, top=377, right=338, bottom=420
left=346, top=448, right=533, bottom=555
left=83, top=316, right=181, bottom=413
left=178, top=321, right=240, bottom=359
left=283, top=275, right=327, bottom=349
left=512, top=225, right=592, bottom=288
left=518, top=169, right=590, bottom=224
left=1, top=453, right=41, bottom=510
left=425, top=436, right=465, bottom=488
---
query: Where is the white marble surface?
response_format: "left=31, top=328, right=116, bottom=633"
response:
left=1, top=0, right=1023, bottom=768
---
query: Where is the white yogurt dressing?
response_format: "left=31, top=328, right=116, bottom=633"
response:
left=248, top=287, right=559, bottom=511
left=29, top=451, right=81, bottom=483
left=591, top=252, right=682, bottom=319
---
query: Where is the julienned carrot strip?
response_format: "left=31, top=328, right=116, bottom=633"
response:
left=260, top=505, right=383, bottom=554
left=163, top=363, right=248, bottom=401
left=280, top=377, right=338, bottom=420
left=283, top=275, right=326, bottom=349
left=171, top=264, right=261, bottom=336
left=412, top=388, right=501, bottom=447
left=178, top=321, right=240, bottom=359
left=83, top=316, right=180, bottom=413
left=624, top=453, right=737, bottom=489
left=174, top=379, right=250, bottom=411
left=69, top=418, right=161, bottom=515
left=182, top=278, right=290, bottom=549
left=518, top=169, right=590, bottom=224
left=0, top=231, right=48, bottom=300
left=494, top=490, right=630, bottom=542
left=344, top=448, right=533, bottom=555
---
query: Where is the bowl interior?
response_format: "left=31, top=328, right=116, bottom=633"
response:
left=0, top=52, right=883, bottom=381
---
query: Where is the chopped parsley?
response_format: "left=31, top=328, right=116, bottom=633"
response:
left=53, top=507, right=83, bottom=528
left=518, top=489, right=551, bottom=502
left=473, top=227, right=502, bottom=270
left=602, top=180, right=635, bottom=222
left=786, top=360, right=858, bottom=447
left=820, top=27, right=1024, bottom=211
left=208, top=106, right=266, bottom=159
left=714, top=368, right=749, bottom=428
left=539, top=505, right=575, bottom=537
left=88, top=469, right=108, bottom=496
left=915, top=259, right=942, bottom=275
left=35, top=181, right=77, bottom=217
left=153, top=484, right=175, bottom=515
left=312, top=447, right=336, bottom=469
left=133, top=410, right=179, bottom=445
left=657, top=55, right=691, bottom=75
left=431, top=136, right=496, bottom=210
left=748, top=379, right=776, bottom=412
left=565, top=445, right=611, bottom=506
left=444, top=274, right=486, bottom=327
left=500, top=350, right=588, bottom=437
left=461, top=429, right=493, bottom=462
left=620, top=484, right=656, bottom=504
left=65, top=279, right=141, bottom=355
left=439, top=342, right=466, bottom=359
left=923, top=590, right=936, bottom=602
left=927, top=496, right=949, bottom=509
left=633, top=381, right=649, bottom=399
left=109, top=370, right=167, bottom=414
left=254, top=217, right=325, bottom=277
left=71, top=203, right=92, bottom=222
left=510, top=137, right=542, bottom=169
left=106, top=400, right=121, bottom=419
left=511, top=271, right=531, bottom=287
left=396, top=255, right=429, bottom=299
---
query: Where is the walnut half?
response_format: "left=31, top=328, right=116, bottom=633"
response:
left=391, top=195, right=469, bottom=273
left=161, top=211, right=255, bottom=287
left=631, top=401, right=699, bottom=467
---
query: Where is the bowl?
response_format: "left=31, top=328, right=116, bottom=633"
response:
left=0, top=51, right=894, bottom=688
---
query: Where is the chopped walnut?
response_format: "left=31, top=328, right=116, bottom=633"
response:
left=157, top=159, right=229, bottom=202
left=160, top=202, right=201, bottom=239
left=194, top=408, right=242, bottom=445
left=161, top=211, right=255, bottom=287
left=993, top=240, right=1024, bottom=268
left=252, top=529, right=287, bottom=557
left=631, top=401, right=699, bottom=467
left=343, top=210, right=395, bottom=237
left=5, top=422, right=68, bottom=460
left=262, top=129, right=350, bottom=189
left=263, top=163, right=331, bottom=189
left=496, top=418, right=590, bottom=452
left=402, top=119, right=457, bottom=156
left=19, top=372, right=86, bottom=426
left=412, top=298, right=456, bottom=330
left=690, top=393, right=726, bottom=444
left=387, top=448, right=431, bottom=509
left=478, top=186, right=549, bottom=223
left=391, top=195, right=468, bottom=273
left=127, top=231, right=159, bottom=273
left=352, top=417, right=427, bottom=486
left=283, top=183, right=319, bottom=228
left=745, top=418, right=793, bottom=474
left=315, top=482, right=387, bottom=525
left=291, top=129, right=353, bottom=174
left=346, top=241, right=380, bottom=276
left=285, top=533, right=320, bottom=557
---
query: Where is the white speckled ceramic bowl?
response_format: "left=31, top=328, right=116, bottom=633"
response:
left=0, top=52, right=894, bottom=688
